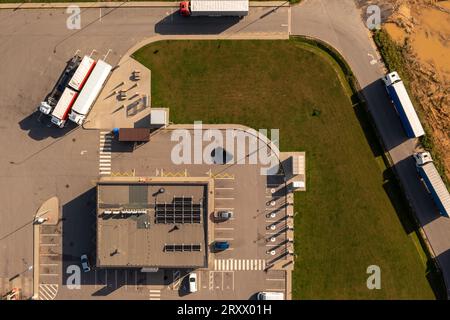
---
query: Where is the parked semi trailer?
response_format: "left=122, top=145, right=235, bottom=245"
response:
left=50, top=87, right=78, bottom=128
left=68, top=60, right=112, bottom=125
left=382, top=71, right=425, bottom=138
left=179, top=0, right=248, bottom=17
left=38, top=55, right=81, bottom=115
left=68, top=55, right=96, bottom=92
left=414, top=152, right=450, bottom=217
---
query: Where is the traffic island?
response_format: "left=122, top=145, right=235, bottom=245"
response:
left=84, top=58, right=151, bottom=130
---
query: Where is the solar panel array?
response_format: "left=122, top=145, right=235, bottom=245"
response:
left=155, top=196, right=202, bottom=224
left=164, top=244, right=201, bottom=252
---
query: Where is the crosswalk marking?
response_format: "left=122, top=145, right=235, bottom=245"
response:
left=214, top=259, right=266, bottom=271
left=149, top=289, right=161, bottom=300
left=99, top=131, right=113, bottom=175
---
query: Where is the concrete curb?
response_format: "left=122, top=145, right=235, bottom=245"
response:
left=0, top=1, right=289, bottom=10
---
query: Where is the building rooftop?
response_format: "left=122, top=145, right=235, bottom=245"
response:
left=96, top=178, right=209, bottom=268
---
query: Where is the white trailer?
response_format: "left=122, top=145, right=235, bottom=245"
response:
left=68, top=60, right=112, bottom=125
left=382, top=72, right=425, bottom=138
left=68, top=55, right=96, bottom=92
left=50, top=87, right=78, bottom=128
left=414, top=152, right=450, bottom=217
left=180, top=0, right=248, bottom=17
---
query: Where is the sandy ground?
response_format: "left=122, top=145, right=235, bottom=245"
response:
left=359, top=0, right=450, bottom=181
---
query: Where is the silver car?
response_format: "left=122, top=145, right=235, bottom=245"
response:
left=213, top=210, right=233, bottom=221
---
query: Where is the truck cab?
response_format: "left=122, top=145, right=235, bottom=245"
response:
left=413, top=152, right=433, bottom=167
left=180, top=1, right=191, bottom=16
left=38, top=101, right=53, bottom=115
left=382, top=71, right=401, bottom=87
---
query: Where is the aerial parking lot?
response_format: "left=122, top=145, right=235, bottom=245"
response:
left=2, top=0, right=449, bottom=303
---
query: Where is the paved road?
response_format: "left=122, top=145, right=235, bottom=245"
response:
left=0, top=5, right=289, bottom=298
left=292, top=0, right=450, bottom=297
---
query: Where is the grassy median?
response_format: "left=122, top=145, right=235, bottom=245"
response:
left=133, top=39, right=435, bottom=299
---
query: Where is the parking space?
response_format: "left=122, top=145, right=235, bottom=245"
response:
left=51, top=127, right=288, bottom=300
left=38, top=224, right=62, bottom=300
left=262, top=177, right=291, bottom=268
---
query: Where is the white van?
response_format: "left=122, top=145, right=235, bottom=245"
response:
left=257, top=292, right=284, bottom=300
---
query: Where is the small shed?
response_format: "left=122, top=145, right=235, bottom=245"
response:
left=150, top=108, right=169, bottom=128
left=116, top=128, right=150, bottom=142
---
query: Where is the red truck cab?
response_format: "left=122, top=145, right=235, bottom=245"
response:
left=180, top=1, right=191, bottom=16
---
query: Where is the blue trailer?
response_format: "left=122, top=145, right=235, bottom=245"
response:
left=414, top=152, right=450, bottom=217
left=382, top=72, right=425, bottom=138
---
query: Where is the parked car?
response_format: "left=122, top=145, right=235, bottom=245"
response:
left=188, top=273, right=198, bottom=293
left=80, top=254, right=91, bottom=272
left=213, top=241, right=230, bottom=251
left=213, top=210, right=233, bottom=221
left=257, top=291, right=284, bottom=300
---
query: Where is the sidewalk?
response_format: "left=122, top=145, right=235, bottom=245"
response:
left=0, top=1, right=289, bottom=9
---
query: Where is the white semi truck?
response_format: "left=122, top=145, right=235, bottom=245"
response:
left=50, top=87, right=78, bottom=128
left=179, top=0, right=248, bottom=17
left=414, top=152, right=450, bottom=217
left=38, top=55, right=81, bottom=115
left=68, top=60, right=112, bottom=125
left=382, top=72, right=425, bottom=138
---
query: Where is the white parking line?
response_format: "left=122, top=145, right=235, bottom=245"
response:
left=215, top=187, right=234, bottom=190
left=214, top=227, right=234, bottom=231
left=263, top=288, right=285, bottom=292
left=215, top=197, right=234, bottom=200
left=38, top=284, right=58, bottom=300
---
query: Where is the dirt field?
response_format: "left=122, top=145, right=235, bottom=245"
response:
left=360, top=0, right=450, bottom=181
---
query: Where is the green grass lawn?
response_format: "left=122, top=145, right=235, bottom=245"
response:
left=133, top=39, right=436, bottom=299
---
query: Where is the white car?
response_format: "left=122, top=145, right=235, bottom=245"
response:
left=80, top=254, right=91, bottom=272
left=257, top=291, right=284, bottom=300
left=188, top=273, right=198, bottom=293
